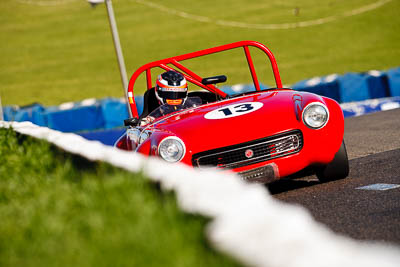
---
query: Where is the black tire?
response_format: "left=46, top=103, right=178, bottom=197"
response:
left=316, top=140, right=349, bottom=182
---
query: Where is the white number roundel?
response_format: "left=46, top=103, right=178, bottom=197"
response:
left=204, top=102, right=263, bottom=120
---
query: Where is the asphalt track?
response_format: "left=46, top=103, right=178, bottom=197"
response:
left=268, top=108, right=400, bottom=245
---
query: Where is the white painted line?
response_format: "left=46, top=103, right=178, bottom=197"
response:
left=356, top=183, right=400, bottom=191
left=133, top=0, right=392, bottom=30
left=15, top=0, right=78, bottom=6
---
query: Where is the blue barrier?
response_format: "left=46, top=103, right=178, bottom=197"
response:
left=337, top=73, right=370, bottom=102
left=292, top=71, right=394, bottom=103
left=83, top=96, right=400, bottom=146
left=2, top=97, right=142, bottom=133
left=292, top=75, right=341, bottom=102
left=341, top=96, right=400, bottom=117
left=387, top=67, right=400, bottom=96
left=365, top=70, right=390, bottom=99
left=47, top=105, right=104, bottom=132
left=78, top=128, right=125, bottom=146
left=135, top=95, right=144, bottom=116
left=2, top=68, right=400, bottom=135
left=3, top=103, right=47, bottom=127
left=100, top=99, right=129, bottom=129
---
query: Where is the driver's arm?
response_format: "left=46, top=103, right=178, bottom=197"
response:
left=140, top=115, right=155, bottom=126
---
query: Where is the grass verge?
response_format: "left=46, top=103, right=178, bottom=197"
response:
left=0, top=128, right=240, bottom=267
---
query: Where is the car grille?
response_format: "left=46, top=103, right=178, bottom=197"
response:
left=192, top=130, right=303, bottom=169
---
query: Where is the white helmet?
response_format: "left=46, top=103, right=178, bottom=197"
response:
left=155, top=71, right=188, bottom=105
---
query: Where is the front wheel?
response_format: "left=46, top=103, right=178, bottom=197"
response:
left=316, top=141, right=349, bottom=182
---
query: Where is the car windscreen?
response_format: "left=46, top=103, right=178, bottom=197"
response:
left=147, top=97, right=202, bottom=120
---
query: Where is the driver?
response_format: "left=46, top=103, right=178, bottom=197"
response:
left=140, top=70, right=201, bottom=125
left=156, top=70, right=188, bottom=106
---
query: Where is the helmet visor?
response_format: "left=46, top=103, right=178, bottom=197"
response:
left=156, top=83, right=188, bottom=105
left=157, top=90, right=187, bottom=100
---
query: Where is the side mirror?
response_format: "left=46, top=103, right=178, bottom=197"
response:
left=124, top=117, right=139, bottom=127
left=202, top=75, right=227, bottom=85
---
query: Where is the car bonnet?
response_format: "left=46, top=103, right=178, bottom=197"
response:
left=148, top=91, right=302, bottom=153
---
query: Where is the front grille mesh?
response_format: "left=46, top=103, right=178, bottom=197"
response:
left=192, top=130, right=303, bottom=169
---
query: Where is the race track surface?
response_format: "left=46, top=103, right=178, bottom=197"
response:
left=268, top=108, right=400, bottom=245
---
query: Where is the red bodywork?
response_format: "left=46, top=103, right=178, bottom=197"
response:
left=116, top=41, right=344, bottom=182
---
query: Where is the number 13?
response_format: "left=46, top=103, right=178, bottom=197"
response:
left=219, top=103, right=254, bottom=116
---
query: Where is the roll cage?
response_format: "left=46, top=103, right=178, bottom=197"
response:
left=127, top=40, right=283, bottom=118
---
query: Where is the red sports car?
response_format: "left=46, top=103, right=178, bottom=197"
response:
left=115, top=40, right=349, bottom=183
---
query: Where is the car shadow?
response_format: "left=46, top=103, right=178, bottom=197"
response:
left=266, top=176, right=320, bottom=195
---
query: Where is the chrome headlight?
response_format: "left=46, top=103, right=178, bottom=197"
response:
left=158, top=136, right=186, bottom=163
left=302, top=102, right=329, bottom=129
